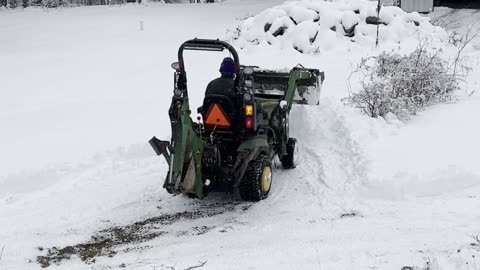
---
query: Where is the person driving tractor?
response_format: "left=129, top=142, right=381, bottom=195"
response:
left=204, top=57, right=236, bottom=100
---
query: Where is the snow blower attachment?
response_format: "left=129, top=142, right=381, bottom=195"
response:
left=149, top=39, right=324, bottom=201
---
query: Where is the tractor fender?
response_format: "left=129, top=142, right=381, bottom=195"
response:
left=232, top=135, right=271, bottom=188
left=236, top=135, right=269, bottom=152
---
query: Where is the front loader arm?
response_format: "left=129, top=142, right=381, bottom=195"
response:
left=284, top=67, right=324, bottom=110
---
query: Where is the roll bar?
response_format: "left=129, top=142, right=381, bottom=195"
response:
left=176, top=39, right=241, bottom=91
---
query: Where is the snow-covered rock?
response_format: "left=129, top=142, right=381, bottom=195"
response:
left=233, top=0, right=446, bottom=54
left=341, top=10, right=359, bottom=29
left=283, top=4, right=319, bottom=24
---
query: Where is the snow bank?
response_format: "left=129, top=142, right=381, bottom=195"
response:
left=233, top=0, right=447, bottom=54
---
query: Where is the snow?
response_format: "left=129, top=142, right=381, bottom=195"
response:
left=1, top=1, right=480, bottom=270
left=369, top=95, right=480, bottom=184
left=283, top=4, right=319, bottom=24
left=232, top=0, right=445, bottom=54
left=341, top=10, right=359, bottom=29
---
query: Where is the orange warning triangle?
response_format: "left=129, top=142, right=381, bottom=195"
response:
left=204, top=104, right=231, bottom=129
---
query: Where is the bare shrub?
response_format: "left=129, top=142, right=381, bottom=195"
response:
left=344, top=47, right=458, bottom=120
left=450, top=22, right=480, bottom=77
left=430, top=13, right=479, bottom=77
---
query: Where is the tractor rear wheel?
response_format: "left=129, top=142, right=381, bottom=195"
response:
left=238, top=154, right=272, bottom=201
left=281, top=138, right=297, bottom=169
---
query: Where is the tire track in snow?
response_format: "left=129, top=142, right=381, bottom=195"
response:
left=16, top=100, right=371, bottom=269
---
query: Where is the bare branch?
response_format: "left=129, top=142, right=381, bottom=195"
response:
left=166, top=264, right=177, bottom=270
left=158, top=261, right=206, bottom=270
left=185, top=261, right=207, bottom=270
left=0, top=244, right=5, bottom=263
left=469, top=233, right=480, bottom=245
left=453, top=19, right=480, bottom=76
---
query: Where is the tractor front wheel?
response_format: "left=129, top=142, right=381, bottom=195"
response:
left=238, top=154, right=272, bottom=201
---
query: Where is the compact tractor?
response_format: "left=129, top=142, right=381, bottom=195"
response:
left=149, top=39, right=324, bottom=201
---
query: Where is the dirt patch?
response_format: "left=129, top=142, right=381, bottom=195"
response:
left=37, top=225, right=165, bottom=268
left=37, top=203, right=244, bottom=268
left=340, top=210, right=362, bottom=219
left=192, top=226, right=216, bottom=235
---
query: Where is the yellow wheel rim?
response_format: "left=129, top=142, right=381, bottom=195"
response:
left=260, top=166, right=272, bottom=193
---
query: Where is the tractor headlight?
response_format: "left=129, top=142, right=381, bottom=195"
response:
left=243, top=93, right=252, bottom=102
left=173, top=88, right=182, bottom=97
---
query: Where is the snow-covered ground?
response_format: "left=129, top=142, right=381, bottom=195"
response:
left=1, top=1, right=479, bottom=269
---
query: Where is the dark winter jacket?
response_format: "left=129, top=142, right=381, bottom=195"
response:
left=204, top=74, right=236, bottom=100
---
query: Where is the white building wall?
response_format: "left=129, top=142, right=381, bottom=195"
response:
left=401, top=0, right=434, bottom=13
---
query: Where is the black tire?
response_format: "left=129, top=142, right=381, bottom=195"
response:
left=281, top=138, right=297, bottom=169
left=238, top=154, right=272, bottom=201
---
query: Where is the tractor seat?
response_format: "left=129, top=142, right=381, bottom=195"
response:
left=202, top=94, right=238, bottom=130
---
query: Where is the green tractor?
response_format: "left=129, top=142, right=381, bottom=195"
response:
left=149, top=39, right=324, bottom=201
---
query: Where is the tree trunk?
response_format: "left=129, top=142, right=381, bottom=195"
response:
left=375, top=0, right=381, bottom=47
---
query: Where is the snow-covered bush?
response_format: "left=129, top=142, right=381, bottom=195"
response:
left=344, top=48, right=458, bottom=120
